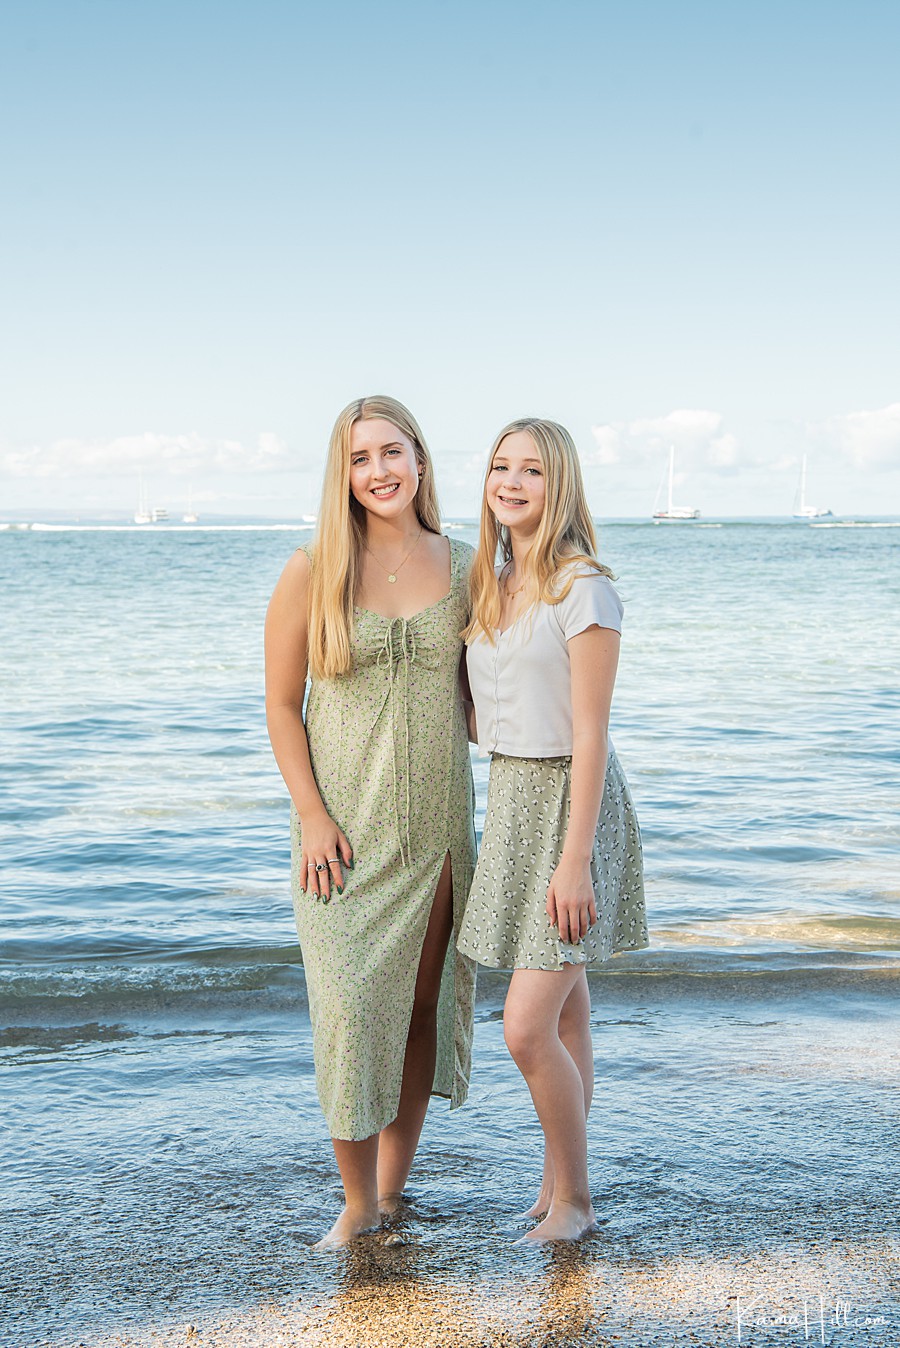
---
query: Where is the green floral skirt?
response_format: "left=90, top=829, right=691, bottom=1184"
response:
left=457, top=747, right=648, bottom=970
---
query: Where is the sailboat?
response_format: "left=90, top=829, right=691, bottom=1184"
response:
left=183, top=486, right=199, bottom=524
left=792, top=455, right=832, bottom=519
left=134, top=473, right=151, bottom=525
left=653, top=445, right=700, bottom=521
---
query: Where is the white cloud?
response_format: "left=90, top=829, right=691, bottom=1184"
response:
left=589, top=409, right=740, bottom=471
left=811, top=403, right=900, bottom=470
left=1, top=431, right=291, bottom=479
left=590, top=424, right=621, bottom=467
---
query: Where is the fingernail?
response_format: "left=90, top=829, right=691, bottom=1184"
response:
left=337, top=886, right=343, bottom=895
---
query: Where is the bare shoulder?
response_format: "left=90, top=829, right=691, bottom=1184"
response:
left=416, top=530, right=455, bottom=582
left=421, top=530, right=452, bottom=561
left=268, top=547, right=311, bottom=617
left=284, top=546, right=311, bottom=581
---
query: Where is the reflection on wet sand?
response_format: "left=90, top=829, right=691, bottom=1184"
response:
left=13, top=994, right=900, bottom=1347
left=70, top=1224, right=898, bottom=1347
left=292, top=1235, right=896, bottom=1348
left=536, top=1241, right=609, bottom=1345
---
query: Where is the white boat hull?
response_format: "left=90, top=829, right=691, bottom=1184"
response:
left=652, top=446, right=699, bottom=521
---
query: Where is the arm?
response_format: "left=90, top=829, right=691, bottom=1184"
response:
left=459, top=649, right=477, bottom=744
left=546, top=624, right=620, bottom=943
left=264, top=550, right=351, bottom=899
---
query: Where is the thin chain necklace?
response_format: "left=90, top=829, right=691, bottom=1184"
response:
left=365, top=527, right=423, bottom=584
left=502, top=560, right=528, bottom=597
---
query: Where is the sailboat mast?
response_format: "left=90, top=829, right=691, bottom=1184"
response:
left=799, top=455, right=807, bottom=513
left=668, top=445, right=675, bottom=515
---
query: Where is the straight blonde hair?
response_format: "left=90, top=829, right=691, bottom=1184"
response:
left=307, top=396, right=442, bottom=679
left=464, top=418, right=613, bottom=645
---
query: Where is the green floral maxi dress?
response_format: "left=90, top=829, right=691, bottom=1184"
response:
left=290, top=538, right=477, bottom=1141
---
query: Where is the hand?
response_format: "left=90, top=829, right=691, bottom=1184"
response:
left=298, top=808, right=353, bottom=902
left=546, top=856, right=597, bottom=945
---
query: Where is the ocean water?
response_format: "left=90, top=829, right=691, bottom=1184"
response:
left=1, top=518, right=899, bottom=1347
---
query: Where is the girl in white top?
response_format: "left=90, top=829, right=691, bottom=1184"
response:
left=458, top=418, right=647, bottom=1243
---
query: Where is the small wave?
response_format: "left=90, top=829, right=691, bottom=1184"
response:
left=24, top=522, right=315, bottom=533
left=3, top=947, right=899, bottom=1027
left=0, top=1021, right=139, bottom=1050
left=651, top=913, right=900, bottom=954
left=0, top=960, right=307, bottom=1022
left=0, top=935, right=300, bottom=963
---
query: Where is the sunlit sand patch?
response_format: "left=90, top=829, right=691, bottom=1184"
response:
left=83, top=1237, right=898, bottom=1348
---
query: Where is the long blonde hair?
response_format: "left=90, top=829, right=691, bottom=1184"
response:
left=307, top=395, right=442, bottom=679
left=464, top=418, right=613, bottom=644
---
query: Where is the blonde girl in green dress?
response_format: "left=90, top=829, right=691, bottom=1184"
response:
left=265, top=396, right=477, bottom=1249
left=458, top=418, right=647, bottom=1244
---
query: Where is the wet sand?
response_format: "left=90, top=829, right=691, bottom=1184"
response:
left=13, top=969, right=900, bottom=1348
left=39, top=1231, right=899, bottom=1348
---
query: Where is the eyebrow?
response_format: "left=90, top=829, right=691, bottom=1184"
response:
left=353, top=440, right=405, bottom=454
left=493, top=455, right=542, bottom=464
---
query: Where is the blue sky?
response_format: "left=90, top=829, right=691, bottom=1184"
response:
left=1, top=0, right=898, bottom=518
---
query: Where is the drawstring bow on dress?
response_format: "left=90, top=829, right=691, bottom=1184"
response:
left=376, top=618, right=419, bottom=866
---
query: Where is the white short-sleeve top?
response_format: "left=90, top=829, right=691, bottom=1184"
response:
left=466, top=564, right=624, bottom=758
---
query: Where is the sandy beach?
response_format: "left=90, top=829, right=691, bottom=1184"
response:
left=14, top=969, right=899, bottom=1348
left=77, top=1240, right=898, bottom=1348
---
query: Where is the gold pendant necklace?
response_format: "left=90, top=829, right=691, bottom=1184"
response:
left=366, top=528, right=423, bottom=583
left=503, top=561, right=527, bottom=597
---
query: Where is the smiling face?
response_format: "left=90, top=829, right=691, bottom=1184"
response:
left=486, top=429, right=546, bottom=537
left=348, top=417, right=422, bottom=520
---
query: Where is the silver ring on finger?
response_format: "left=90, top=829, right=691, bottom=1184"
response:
left=315, top=862, right=327, bottom=873
left=327, top=858, right=339, bottom=864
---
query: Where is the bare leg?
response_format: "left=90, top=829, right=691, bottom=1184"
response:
left=377, top=853, right=454, bottom=1211
left=504, top=966, right=597, bottom=1243
left=519, top=970, right=594, bottom=1218
left=561, top=970, right=594, bottom=1112
left=313, top=1133, right=380, bottom=1250
left=313, top=855, right=454, bottom=1245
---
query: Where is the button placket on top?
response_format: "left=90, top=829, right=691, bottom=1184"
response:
left=490, top=630, right=505, bottom=754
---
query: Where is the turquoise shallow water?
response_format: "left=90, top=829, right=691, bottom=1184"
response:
left=1, top=518, right=899, bottom=1346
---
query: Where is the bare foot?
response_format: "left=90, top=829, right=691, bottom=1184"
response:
left=513, top=1190, right=553, bottom=1222
left=312, top=1205, right=380, bottom=1250
left=378, top=1191, right=408, bottom=1218
left=515, top=1199, right=597, bottom=1245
